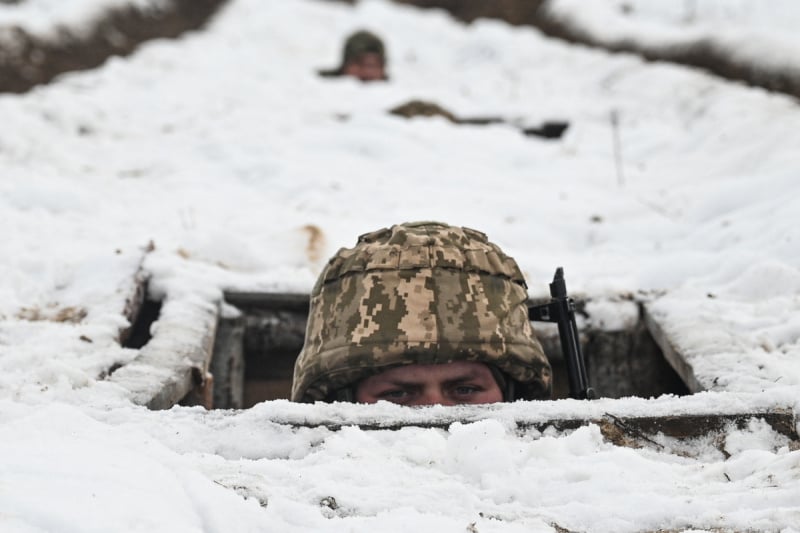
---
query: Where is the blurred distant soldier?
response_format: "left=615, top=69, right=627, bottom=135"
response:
left=318, top=33, right=569, bottom=139
left=292, top=221, right=552, bottom=406
left=319, top=29, right=388, bottom=82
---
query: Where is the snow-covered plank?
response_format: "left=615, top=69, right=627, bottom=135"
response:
left=108, top=293, right=219, bottom=410
left=257, top=406, right=798, bottom=443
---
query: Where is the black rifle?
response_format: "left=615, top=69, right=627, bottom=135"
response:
left=528, top=268, right=596, bottom=400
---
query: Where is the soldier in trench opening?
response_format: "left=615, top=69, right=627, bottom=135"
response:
left=318, top=29, right=388, bottom=82
left=317, top=33, right=568, bottom=138
left=291, top=221, right=552, bottom=406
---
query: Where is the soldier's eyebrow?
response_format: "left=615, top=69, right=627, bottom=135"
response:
left=442, top=373, right=485, bottom=387
left=381, top=379, right=423, bottom=388
left=378, top=370, right=487, bottom=389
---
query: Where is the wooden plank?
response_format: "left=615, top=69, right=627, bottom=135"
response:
left=277, top=409, right=798, bottom=443
left=223, top=291, right=310, bottom=312
left=209, top=316, right=246, bottom=409
left=109, top=296, right=219, bottom=410
left=642, top=305, right=705, bottom=393
left=603, top=410, right=798, bottom=441
left=181, top=371, right=215, bottom=410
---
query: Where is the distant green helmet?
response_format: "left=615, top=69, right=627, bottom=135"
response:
left=318, top=29, right=388, bottom=79
left=291, top=222, right=552, bottom=403
left=342, top=29, right=386, bottom=66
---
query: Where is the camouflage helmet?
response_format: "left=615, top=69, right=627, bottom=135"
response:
left=291, top=221, right=552, bottom=403
left=342, top=29, right=386, bottom=67
left=318, top=29, right=387, bottom=79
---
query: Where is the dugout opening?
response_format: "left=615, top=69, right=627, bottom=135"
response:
left=207, top=292, right=689, bottom=409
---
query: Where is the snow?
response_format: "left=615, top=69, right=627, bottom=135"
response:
left=546, top=0, right=800, bottom=82
left=3, top=398, right=799, bottom=532
left=550, top=0, right=800, bottom=35
left=1, top=0, right=799, bottom=531
left=648, top=261, right=800, bottom=393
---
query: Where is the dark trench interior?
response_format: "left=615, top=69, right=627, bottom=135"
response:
left=122, top=298, right=163, bottom=350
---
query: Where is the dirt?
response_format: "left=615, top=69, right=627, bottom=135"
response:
left=0, top=0, right=228, bottom=93
left=16, top=304, right=88, bottom=323
left=302, top=224, right=326, bottom=265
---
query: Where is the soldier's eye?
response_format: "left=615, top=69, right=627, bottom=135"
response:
left=453, top=385, right=481, bottom=396
left=379, top=389, right=409, bottom=400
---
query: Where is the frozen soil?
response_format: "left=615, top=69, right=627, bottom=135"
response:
left=0, top=0, right=226, bottom=93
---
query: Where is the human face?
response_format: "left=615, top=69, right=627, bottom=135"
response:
left=342, top=52, right=385, bottom=82
left=355, top=361, right=504, bottom=406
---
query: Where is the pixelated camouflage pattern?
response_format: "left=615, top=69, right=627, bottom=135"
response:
left=292, top=221, right=552, bottom=402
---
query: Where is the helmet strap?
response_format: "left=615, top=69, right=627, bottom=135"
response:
left=335, top=387, right=355, bottom=403
left=487, top=364, right=515, bottom=402
left=504, top=380, right=516, bottom=402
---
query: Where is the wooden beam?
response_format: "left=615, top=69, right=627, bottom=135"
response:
left=109, top=296, right=219, bottom=410
left=277, top=409, right=798, bottom=442
left=223, top=291, right=310, bottom=312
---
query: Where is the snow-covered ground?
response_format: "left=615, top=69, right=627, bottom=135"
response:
left=549, top=0, right=800, bottom=36
left=1, top=0, right=799, bottom=531
left=547, top=0, right=800, bottom=83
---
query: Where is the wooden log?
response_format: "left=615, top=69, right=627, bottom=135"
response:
left=109, top=296, right=219, bottom=410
